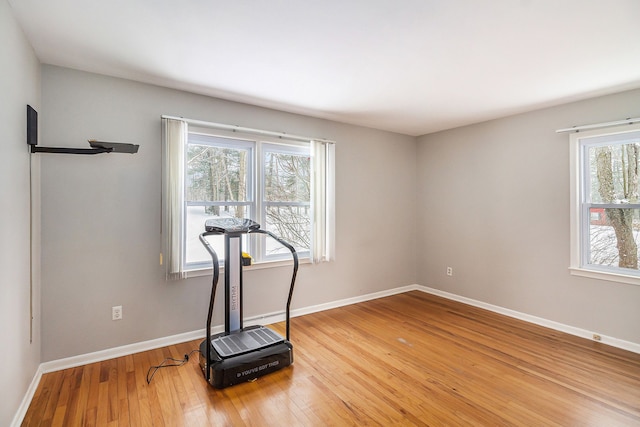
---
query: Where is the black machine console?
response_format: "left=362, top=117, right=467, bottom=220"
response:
left=205, top=218, right=260, bottom=234
left=198, top=218, right=299, bottom=388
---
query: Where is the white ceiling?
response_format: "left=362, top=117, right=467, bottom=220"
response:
left=9, top=0, right=640, bottom=136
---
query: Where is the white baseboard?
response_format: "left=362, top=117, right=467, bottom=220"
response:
left=415, top=285, right=640, bottom=355
left=290, top=284, right=420, bottom=319
left=10, top=365, right=43, bottom=427
left=40, top=329, right=213, bottom=374
left=16, top=283, right=639, bottom=426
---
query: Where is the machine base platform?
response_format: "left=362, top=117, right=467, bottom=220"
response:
left=211, top=325, right=285, bottom=357
left=199, top=331, right=293, bottom=389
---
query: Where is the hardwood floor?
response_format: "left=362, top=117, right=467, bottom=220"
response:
left=23, top=291, right=640, bottom=426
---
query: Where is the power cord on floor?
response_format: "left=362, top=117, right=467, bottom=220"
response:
left=146, top=349, right=201, bottom=384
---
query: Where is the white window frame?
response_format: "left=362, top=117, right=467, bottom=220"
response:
left=569, top=123, right=640, bottom=286
left=161, top=117, right=335, bottom=279
left=184, top=133, right=255, bottom=271
left=258, top=142, right=312, bottom=262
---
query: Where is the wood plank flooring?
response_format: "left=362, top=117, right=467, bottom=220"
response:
left=22, top=291, right=640, bottom=426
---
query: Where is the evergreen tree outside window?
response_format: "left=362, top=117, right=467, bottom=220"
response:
left=185, top=135, right=254, bottom=269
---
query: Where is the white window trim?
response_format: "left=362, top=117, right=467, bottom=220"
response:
left=259, top=142, right=312, bottom=262
left=569, top=122, right=640, bottom=286
left=184, top=134, right=255, bottom=271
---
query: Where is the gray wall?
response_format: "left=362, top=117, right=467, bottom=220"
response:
left=417, top=89, right=640, bottom=344
left=40, top=65, right=418, bottom=361
left=0, top=1, right=41, bottom=425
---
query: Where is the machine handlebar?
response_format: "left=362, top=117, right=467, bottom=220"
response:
left=199, top=226, right=299, bottom=382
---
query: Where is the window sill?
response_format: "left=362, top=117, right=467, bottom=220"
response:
left=569, top=267, right=640, bottom=287
left=185, top=258, right=310, bottom=279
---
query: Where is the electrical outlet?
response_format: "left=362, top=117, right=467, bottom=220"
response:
left=112, top=305, right=123, bottom=321
left=446, top=267, right=453, bottom=276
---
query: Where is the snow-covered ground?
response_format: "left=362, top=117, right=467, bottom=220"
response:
left=589, top=224, right=640, bottom=268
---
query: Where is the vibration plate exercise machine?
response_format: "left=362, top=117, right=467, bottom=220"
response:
left=198, top=218, right=299, bottom=388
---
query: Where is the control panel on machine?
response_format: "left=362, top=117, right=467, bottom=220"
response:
left=205, top=218, right=260, bottom=234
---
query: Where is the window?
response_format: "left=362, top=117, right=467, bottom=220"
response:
left=570, top=123, right=640, bottom=284
left=185, top=134, right=254, bottom=269
left=261, top=143, right=312, bottom=259
left=185, top=133, right=311, bottom=268
left=161, top=117, right=334, bottom=278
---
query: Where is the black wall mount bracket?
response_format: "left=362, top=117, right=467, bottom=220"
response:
left=27, top=105, right=139, bottom=155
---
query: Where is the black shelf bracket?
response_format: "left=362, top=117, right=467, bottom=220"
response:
left=27, top=105, right=139, bottom=155
left=30, top=145, right=112, bottom=155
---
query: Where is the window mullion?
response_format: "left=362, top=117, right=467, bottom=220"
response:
left=254, top=141, right=265, bottom=262
left=581, top=202, right=591, bottom=268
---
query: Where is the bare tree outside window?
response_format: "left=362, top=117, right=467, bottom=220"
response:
left=264, top=150, right=311, bottom=253
left=589, top=143, right=640, bottom=269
